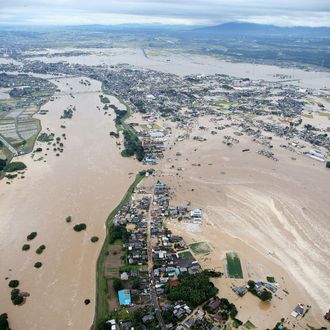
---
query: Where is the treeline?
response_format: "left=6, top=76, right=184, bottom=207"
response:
left=108, top=224, right=129, bottom=244
left=0, top=161, right=26, bottom=173
left=114, top=109, right=128, bottom=127
left=0, top=313, right=10, bottom=330
left=0, top=159, right=6, bottom=172
left=165, top=271, right=218, bottom=308
left=107, top=98, right=145, bottom=162
left=248, top=280, right=273, bottom=301
left=121, top=130, right=144, bottom=161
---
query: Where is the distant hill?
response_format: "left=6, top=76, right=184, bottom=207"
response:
left=195, top=22, right=330, bottom=37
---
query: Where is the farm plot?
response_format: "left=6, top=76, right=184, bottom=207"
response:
left=17, top=118, right=40, bottom=140
left=0, top=120, right=24, bottom=145
left=226, top=252, right=243, bottom=279
left=189, top=242, right=212, bottom=255
left=178, top=250, right=193, bottom=259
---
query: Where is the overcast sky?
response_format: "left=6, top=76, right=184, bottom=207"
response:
left=0, top=0, right=330, bottom=27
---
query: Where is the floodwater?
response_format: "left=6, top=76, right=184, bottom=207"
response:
left=0, top=77, right=141, bottom=330
left=0, top=48, right=329, bottom=329
left=162, top=121, right=330, bottom=327
left=29, top=47, right=330, bottom=89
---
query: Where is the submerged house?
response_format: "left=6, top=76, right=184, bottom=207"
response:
left=190, top=208, right=202, bottom=222
left=291, top=304, right=304, bottom=318
left=324, top=310, right=330, bottom=321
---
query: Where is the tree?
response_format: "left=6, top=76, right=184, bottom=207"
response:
left=22, top=244, right=30, bottom=251
left=109, top=224, right=129, bottom=244
left=131, top=278, right=140, bottom=290
left=112, top=278, right=124, bottom=292
left=8, top=280, right=19, bottom=288
left=0, top=313, right=10, bottom=330
left=248, top=280, right=256, bottom=289
left=4, top=162, right=26, bottom=173
left=36, top=245, right=46, bottom=254
left=229, top=303, right=238, bottom=318
left=326, top=161, right=330, bottom=169
left=166, top=271, right=219, bottom=308
left=0, top=159, right=7, bottom=172
left=260, top=289, right=272, bottom=301
left=91, top=236, right=99, bottom=243
left=10, top=289, right=24, bottom=305
left=73, top=223, right=87, bottom=232
left=27, top=232, right=37, bottom=240
left=34, top=262, right=42, bottom=269
left=121, top=129, right=145, bottom=161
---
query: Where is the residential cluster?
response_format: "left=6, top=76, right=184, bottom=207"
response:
left=101, top=179, right=249, bottom=330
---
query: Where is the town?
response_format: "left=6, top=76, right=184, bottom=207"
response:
left=0, top=60, right=329, bottom=177
left=0, top=55, right=329, bottom=330
left=94, top=173, right=324, bottom=330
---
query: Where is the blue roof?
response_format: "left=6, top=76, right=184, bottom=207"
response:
left=118, top=289, right=131, bottom=305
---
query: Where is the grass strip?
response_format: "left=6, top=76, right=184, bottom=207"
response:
left=92, top=172, right=145, bottom=329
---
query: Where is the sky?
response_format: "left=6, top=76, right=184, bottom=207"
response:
left=0, top=0, right=330, bottom=27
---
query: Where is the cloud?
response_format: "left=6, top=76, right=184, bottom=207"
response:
left=0, top=0, right=329, bottom=26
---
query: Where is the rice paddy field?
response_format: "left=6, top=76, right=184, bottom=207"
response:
left=0, top=74, right=56, bottom=155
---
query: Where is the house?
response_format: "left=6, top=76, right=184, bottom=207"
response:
left=149, top=131, right=164, bottom=138
left=232, top=286, right=247, bottom=296
left=120, top=272, right=129, bottom=281
left=173, top=308, right=185, bottom=319
left=291, top=304, right=304, bottom=318
left=207, top=298, right=220, bottom=311
left=263, top=282, right=277, bottom=293
left=159, top=250, right=167, bottom=259
left=183, top=316, right=196, bottom=328
left=142, top=314, right=155, bottom=324
left=118, top=289, right=131, bottom=305
left=190, top=208, right=202, bottom=222
left=119, top=321, right=133, bottom=329
left=105, top=319, right=120, bottom=330
left=191, top=208, right=202, bottom=218
left=196, top=309, right=205, bottom=320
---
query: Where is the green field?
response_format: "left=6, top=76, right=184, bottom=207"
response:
left=178, top=251, right=193, bottom=259
left=244, top=320, right=256, bottom=329
left=140, top=123, right=162, bottom=131
left=301, top=113, right=314, bottom=119
left=226, top=252, right=243, bottom=279
left=189, top=242, right=212, bottom=255
left=213, top=99, right=236, bottom=107
left=318, top=112, right=330, bottom=117
left=215, top=108, right=231, bottom=114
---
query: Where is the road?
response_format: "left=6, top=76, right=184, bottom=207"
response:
left=146, top=193, right=166, bottom=330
